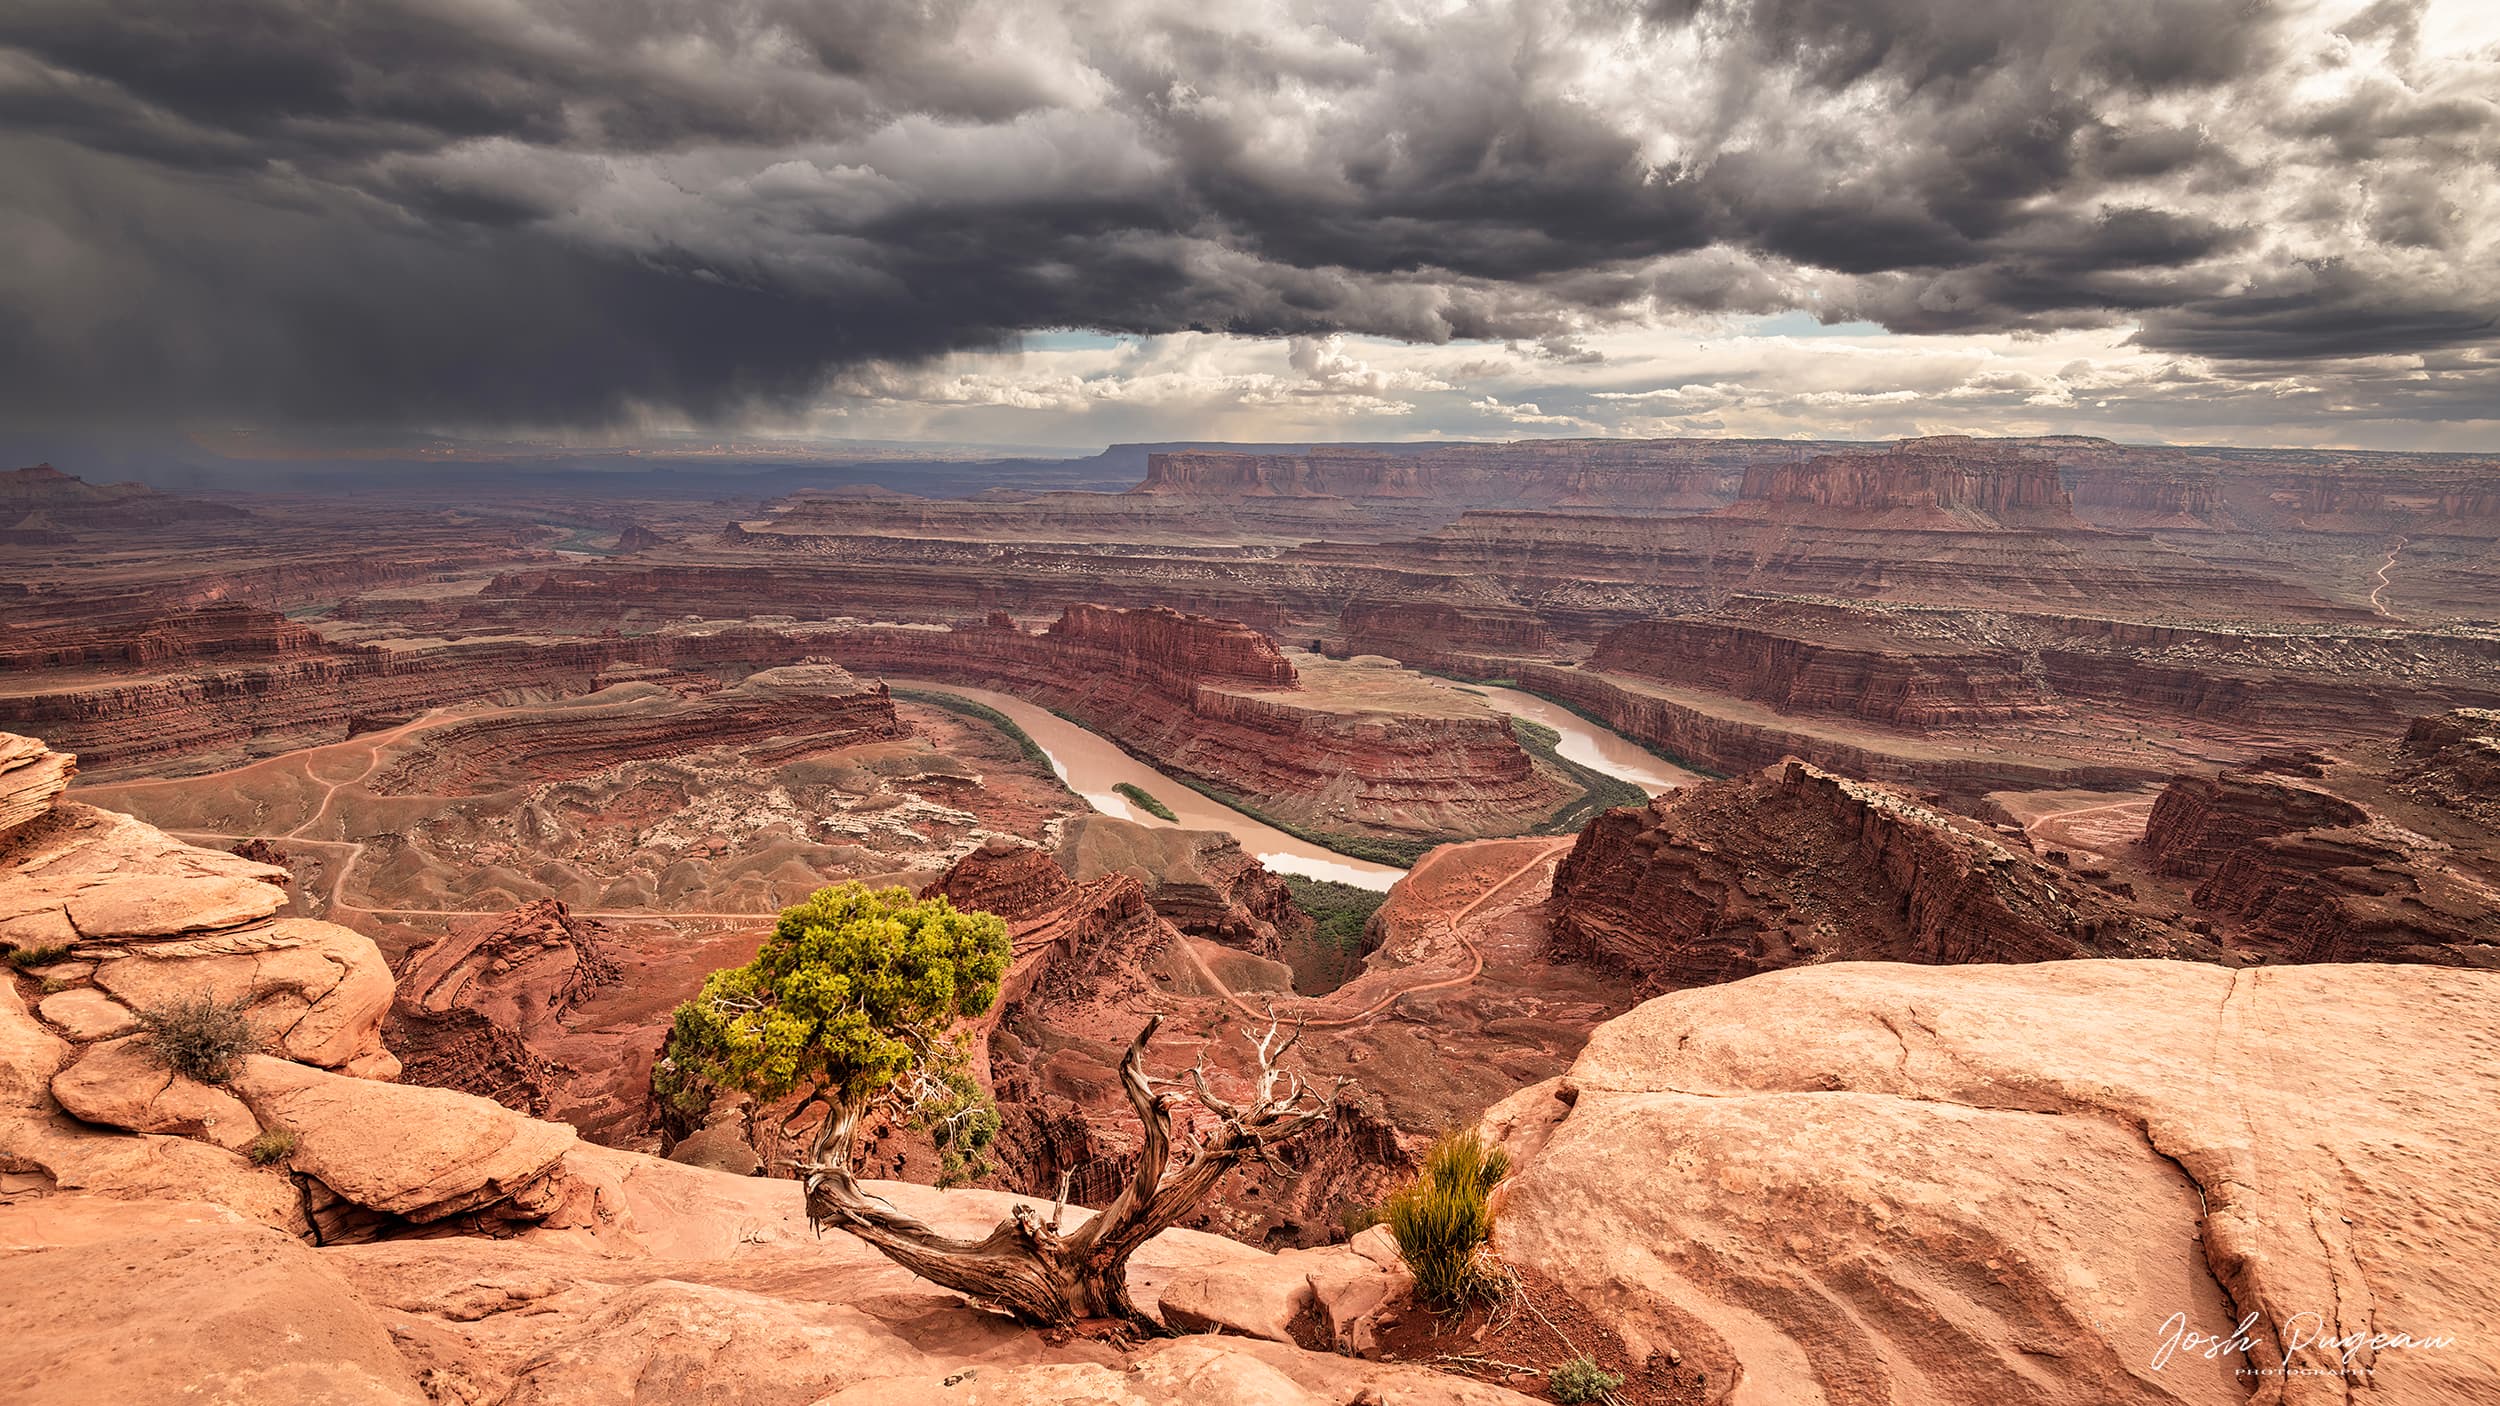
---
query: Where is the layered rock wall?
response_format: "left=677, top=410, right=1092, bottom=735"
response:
left=0, top=624, right=861, bottom=771
left=831, top=609, right=1564, bottom=836
left=1735, top=438, right=2075, bottom=522
left=1508, top=660, right=2162, bottom=794
left=1588, top=617, right=2057, bottom=726
left=2141, top=771, right=2369, bottom=878
left=1134, top=438, right=1843, bottom=509
left=1547, top=760, right=2208, bottom=988
left=385, top=899, right=619, bottom=1116
left=367, top=664, right=902, bottom=795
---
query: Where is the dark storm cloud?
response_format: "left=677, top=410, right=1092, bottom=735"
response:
left=0, top=0, right=2492, bottom=430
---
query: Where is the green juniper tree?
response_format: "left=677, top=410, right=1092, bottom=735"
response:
left=658, top=881, right=1340, bottom=1329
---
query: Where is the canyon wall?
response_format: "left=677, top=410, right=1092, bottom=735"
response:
left=1133, top=438, right=1857, bottom=509
left=1588, top=617, right=2057, bottom=726
left=0, top=617, right=864, bottom=772
left=1504, top=660, right=2162, bottom=794
left=367, top=664, right=904, bottom=795
left=828, top=608, right=1568, bottom=837
left=1547, top=760, right=2209, bottom=989
left=1733, top=438, right=2075, bottom=524
left=2140, top=759, right=2500, bottom=967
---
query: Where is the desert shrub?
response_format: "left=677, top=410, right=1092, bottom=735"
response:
left=135, top=993, right=259, bottom=1084
left=1385, top=1128, right=1512, bottom=1310
left=1281, top=875, right=1387, bottom=952
left=1110, top=781, right=1179, bottom=822
left=5, top=942, right=75, bottom=969
left=1548, top=1356, right=1624, bottom=1404
left=246, top=1125, right=298, bottom=1166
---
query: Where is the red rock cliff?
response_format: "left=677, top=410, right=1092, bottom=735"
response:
left=1548, top=760, right=2209, bottom=989
left=1734, top=438, right=2076, bottom=523
left=1589, top=616, right=2058, bottom=727
left=1045, top=604, right=1299, bottom=692
left=831, top=608, right=1568, bottom=838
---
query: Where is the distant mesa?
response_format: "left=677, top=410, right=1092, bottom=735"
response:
left=0, top=463, right=250, bottom=533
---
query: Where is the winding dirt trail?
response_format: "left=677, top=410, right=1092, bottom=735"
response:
left=2370, top=535, right=2409, bottom=616
left=1181, top=837, right=1575, bottom=1031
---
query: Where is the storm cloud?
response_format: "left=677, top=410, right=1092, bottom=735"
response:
left=0, top=0, right=2492, bottom=433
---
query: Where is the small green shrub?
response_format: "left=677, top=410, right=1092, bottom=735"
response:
left=1385, top=1128, right=1512, bottom=1310
left=246, top=1125, right=297, bottom=1166
left=1548, top=1356, right=1624, bottom=1404
left=1111, top=781, right=1178, bottom=822
left=5, top=942, right=75, bottom=970
left=135, top=994, right=259, bottom=1084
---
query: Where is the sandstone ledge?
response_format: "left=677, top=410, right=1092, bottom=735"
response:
left=1491, top=959, right=2500, bottom=1406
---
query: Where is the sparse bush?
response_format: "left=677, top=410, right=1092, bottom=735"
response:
left=1111, top=781, right=1179, bottom=822
left=5, top=942, right=74, bottom=969
left=1548, top=1356, right=1623, bottom=1404
left=246, top=1125, right=297, bottom=1166
left=1385, top=1128, right=1511, bottom=1310
left=1341, top=1201, right=1386, bottom=1237
left=136, top=993, right=259, bottom=1084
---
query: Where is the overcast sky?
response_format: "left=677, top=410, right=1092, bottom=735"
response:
left=3, top=0, right=2495, bottom=451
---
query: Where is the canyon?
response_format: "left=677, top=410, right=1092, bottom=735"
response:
left=6, top=754, right=2495, bottom=1405
left=4, top=428, right=2498, bottom=1403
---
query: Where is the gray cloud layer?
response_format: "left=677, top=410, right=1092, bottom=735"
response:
left=0, top=0, right=2492, bottom=432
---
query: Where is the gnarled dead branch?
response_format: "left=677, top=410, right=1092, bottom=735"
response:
left=798, top=1011, right=1343, bottom=1327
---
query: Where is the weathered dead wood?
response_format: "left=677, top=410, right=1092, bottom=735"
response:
left=799, top=1011, right=1342, bottom=1328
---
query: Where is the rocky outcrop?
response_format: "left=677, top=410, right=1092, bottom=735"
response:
left=2141, top=761, right=2499, bottom=967
left=1548, top=760, right=2212, bottom=989
left=232, top=1054, right=578, bottom=1238
left=2142, top=769, right=2370, bottom=878
left=51, top=1036, right=261, bottom=1150
left=0, top=732, right=73, bottom=839
left=1057, top=814, right=1305, bottom=953
left=922, top=835, right=1083, bottom=923
left=1, top=734, right=595, bottom=1243
left=386, top=899, right=618, bottom=1116
left=1487, top=960, right=2500, bottom=1405
left=2190, top=828, right=2498, bottom=967
left=2397, top=708, right=2500, bottom=825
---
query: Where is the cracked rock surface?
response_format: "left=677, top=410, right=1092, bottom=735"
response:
left=1487, top=959, right=2499, bottom=1406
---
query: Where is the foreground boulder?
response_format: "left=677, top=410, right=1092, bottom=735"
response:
left=231, top=1055, right=578, bottom=1237
left=1488, top=960, right=2500, bottom=1405
left=0, top=1197, right=423, bottom=1406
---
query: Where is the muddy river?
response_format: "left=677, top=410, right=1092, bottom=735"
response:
left=902, top=680, right=1696, bottom=892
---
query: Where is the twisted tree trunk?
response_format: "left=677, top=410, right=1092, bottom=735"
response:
left=800, top=1013, right=1337, bottom=1328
